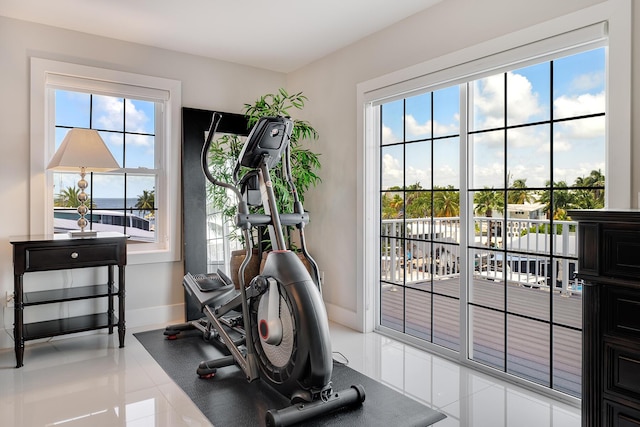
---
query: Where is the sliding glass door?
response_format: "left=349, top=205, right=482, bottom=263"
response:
left=377, top=47, right=605, bottom=397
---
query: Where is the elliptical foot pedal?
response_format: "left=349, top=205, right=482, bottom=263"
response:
left=192, top=273, right=228, bottom=292
left=183, top=271, right=237, bottom=310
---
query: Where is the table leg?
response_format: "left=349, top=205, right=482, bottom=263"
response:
left=108, top=265, right=114, bottom=334
left=118, top=265, right=126, bottom=348
left=14, top=274, right=24, bottom=368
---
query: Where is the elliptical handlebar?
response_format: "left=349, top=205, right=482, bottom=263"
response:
left=201, top=112, right=244, bottom=202
left=201, top=111, right=322, bottom=288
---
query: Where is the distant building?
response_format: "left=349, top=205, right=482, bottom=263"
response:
left=500, top=203, right=546, bottom=239
left=505, top=202, right=546, bottom=219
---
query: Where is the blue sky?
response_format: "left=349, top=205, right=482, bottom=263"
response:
left=53, top=91, right=157, bottom=202
left=381, top=47, right=606, bottom=191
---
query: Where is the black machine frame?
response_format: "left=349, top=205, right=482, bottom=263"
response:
left=171, top=110, right=365, bottom=426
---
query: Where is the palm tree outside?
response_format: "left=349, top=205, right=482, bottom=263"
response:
left=473, top=188, right=504, bottom=247
left=508, top=178, right=533, bottom=205
left=433, top=186, right=460, bottom=217
left=405, top=183, right=432, bottom=219
left=582, top=169, right=605, bottom=206
left=382, top=192, right=405, bottom=219
left=135, top=189, right=155, bottom=217
left=538, top=180, right=568, bottom=219
left=54, top=186, right=95, bottom=208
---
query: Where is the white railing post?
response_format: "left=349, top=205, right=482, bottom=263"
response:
left=381, top=216, right=579, bottom=292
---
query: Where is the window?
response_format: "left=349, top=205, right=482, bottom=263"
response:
left=30, top=59, right=182, bottom=264
left=359, top=1, right=631, bottom=404
left=379, top=48, right=606, bottom=396
left=380, top=87, right=462, bottom=353
left=467, top=49, right=605, bottom=397
left=378, top=48, right=603, bottom=398
left=52, top=90, right=159, bottom=243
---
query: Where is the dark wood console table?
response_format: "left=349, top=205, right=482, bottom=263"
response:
left=10, top=232, right=127, bottom=367
left=569, top=209, right=640, bottom=427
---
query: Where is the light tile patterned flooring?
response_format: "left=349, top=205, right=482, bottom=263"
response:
left=0, top=322, right=580, bottom=426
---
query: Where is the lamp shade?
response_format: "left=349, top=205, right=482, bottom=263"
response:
left=47, top=128, right=119, bottom=172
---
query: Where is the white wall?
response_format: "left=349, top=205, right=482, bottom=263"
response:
left=286, top=0, right=639, bottom=331
left=0, top=16, right=285, bottom=349
left=2, top=0, right=637, bottom=348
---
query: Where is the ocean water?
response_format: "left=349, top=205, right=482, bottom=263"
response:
left=55, top=198, right=156, bottom=238
left=92, top=198, right=141, bottom=209
left=91, top=198, right=155, bottom=219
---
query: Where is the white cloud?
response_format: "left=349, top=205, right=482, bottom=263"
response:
left=381, top=153, right=403, bottom=188
left=471, top=161, right=504, bottom=188
left=434, top=119, right=459, bottom=136
left=380, top=65, right=605, bottom=191
left=508, top=163, right=548, bottom=187
left=540, top=139, right=572, bottom=153
left=509, top=127, right=546, bottom=149
left=554, top=115, right=604, bottom=146
left=506, top=72, right=544, bottom=124
left=472, top=71, right=545, bottom=130
left=95, top=96, right=123, bottom=130
left=94, top=97, right=151, bottom=147
left=471, top=74, right=505, bottom=129
left=554, top=92, right=604, bottom=121
left=405, top=115, right=430, bottom=137
left=406, top=165, right=430, bottom=188
left=124, top=100, right=148, bottom=131
left=382, top=125, right=401, bottom=144
left=433, top=163, right=458, bottom=187
left=405, top=114, right=459, bottom=138
left=570, top=71, right=604, bottom=93
left=470, top=70, right=604, bottom=187
left=554, top=161, right=605, bottom=184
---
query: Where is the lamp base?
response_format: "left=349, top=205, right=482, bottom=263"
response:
left=68, top=230, right=98, bottom=238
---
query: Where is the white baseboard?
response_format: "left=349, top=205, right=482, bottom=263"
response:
left=0, top=330, right=13, bottom=352
left=126, top=303, right=185, bottom=329
left=0, top=304, right=186, bottom=352
left=1, top=302, right=361, bottom=352
left=325, top=302, right=363, bottom=332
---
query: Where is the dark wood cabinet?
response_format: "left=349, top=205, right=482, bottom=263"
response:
left=10, top=232, right=127, bottom=367
left=569, top=210, right=640, bottom=427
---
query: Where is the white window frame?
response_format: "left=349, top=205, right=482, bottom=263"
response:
left=356, top=0, right=632, bottom=339
left=30, top=58, right=182, bottom=264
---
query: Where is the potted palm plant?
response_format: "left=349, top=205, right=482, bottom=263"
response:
left=206, top=88, right=321, bottom=287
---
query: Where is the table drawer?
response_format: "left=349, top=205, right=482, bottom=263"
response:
left=605, top=342, right=640, bottom=400
left=25, top=243, right=122, bottom=271
left=604, top=400, right=640, bottom=427
left=609, top=289, right=640, bottom=338
left=603, top=229, right=640, bottom=279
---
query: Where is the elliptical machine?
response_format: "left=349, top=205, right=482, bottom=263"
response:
left=165, top=113, right=365, bottom=426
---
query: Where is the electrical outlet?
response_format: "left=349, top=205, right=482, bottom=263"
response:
left=6, top=291, right=14, bottom=308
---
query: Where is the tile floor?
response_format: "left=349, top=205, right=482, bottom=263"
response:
left=0, top=322, right=580, bottom=426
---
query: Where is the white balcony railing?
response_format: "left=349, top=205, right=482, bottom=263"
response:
left=381, top=216, right=581, bottom=294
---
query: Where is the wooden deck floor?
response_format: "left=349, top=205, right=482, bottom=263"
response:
left=380, top=276, right=582, bottom=397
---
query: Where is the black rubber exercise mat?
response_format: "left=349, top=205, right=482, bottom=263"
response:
left=135, top=328, right=446, bottom=427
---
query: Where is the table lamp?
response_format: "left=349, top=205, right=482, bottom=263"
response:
left=47, top=128, right=120, bottom=237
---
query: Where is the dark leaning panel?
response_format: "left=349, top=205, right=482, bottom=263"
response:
left=182, top=107, right=249, bottom=321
